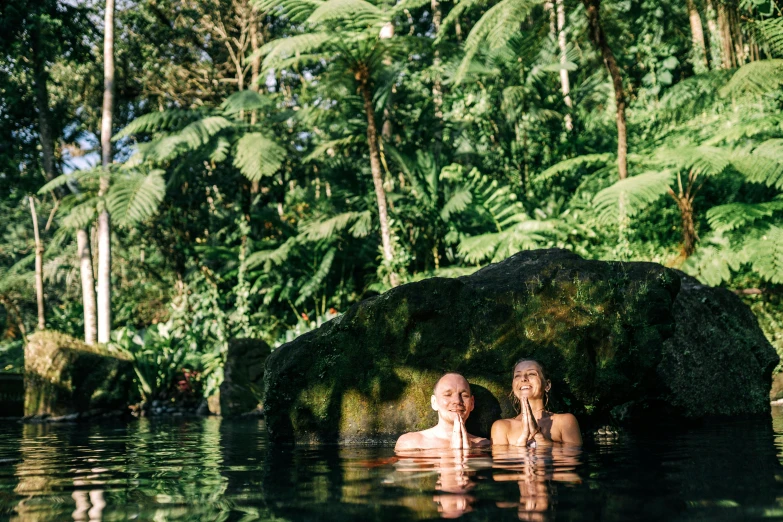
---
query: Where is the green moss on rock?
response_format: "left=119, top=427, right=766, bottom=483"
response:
left=24, top=331, right=134, bottom=416
left=262, top=250, right=777, bottom=443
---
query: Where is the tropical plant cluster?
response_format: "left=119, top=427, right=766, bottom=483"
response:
left=3, top=0, right=783, bottom=400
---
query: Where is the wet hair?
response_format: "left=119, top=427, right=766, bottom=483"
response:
left=432, top=372, right=472, bottom=395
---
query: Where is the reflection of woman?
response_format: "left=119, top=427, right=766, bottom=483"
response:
left=491, top=359, right=582, bottom=446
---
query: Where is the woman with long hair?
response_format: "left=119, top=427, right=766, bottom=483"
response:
left=491, top=359, right=582, bottom=446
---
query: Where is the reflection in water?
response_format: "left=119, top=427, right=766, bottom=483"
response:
left=2, top=412, right=783, bottom=520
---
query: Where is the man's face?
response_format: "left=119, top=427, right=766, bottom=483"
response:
left=431, top=374, right=474, bottom=423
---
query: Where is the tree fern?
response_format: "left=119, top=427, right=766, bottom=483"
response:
left=537, top=153, right=614, bottom=183
left=233, top=133, right=286, bottom=181
left=593, top=171, right=673, bottom=224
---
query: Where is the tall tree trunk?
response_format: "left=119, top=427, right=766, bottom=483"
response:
left=555, top=0, right=573, bottom=130
left=686, top=0, right=709, bottom=71
left=30, top=38, right=57, bottom=182
left=704, top=0, right=723, bottom=68
left=582, top=0, right=627, bottom=179
left=29, top=197, right=45, bottom=331
left=432, top=0, right=443, bottom=120
left=359, top=77, right=399, bottom=287
left=98, top=0, right=115, bottom=344
left=77, top=229, right=97, bottom=345
left=717, top=2, right=735, bottom=68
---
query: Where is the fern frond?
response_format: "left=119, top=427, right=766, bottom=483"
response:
left=295, top=248, right=336, bottom=306
left=752, top=17, right=783, bottom=57
left=745, top=225, right=783, bottom=284
left=655, top=146, right=731, bottom=176
left=210, top=137, right=231, bottom=163
left=349, top=211, right=372, bottom=237
left=178, top=116, right=233, bottom=149
left=731, top=139, right=783, bottom=188
left=221, top=90, right=270, bottom=116
left=593, top=170, right=673, bottom=224
left=253, top=0, right=323, bottom=23
left=113, top=110, right=195, bottom=140
left=246, top=238, right=297, bottom=270
left=453, top=0, right=537, bottom=83
left=537, top=153, right=614, bottom=182
left=706, top=201, right=783, bottom=233
left=233, top=133, right=286, bottom=181
left=303, top=136, right=360, bottom=162
left=38, top=168, right=101, bottom=194
left=307, top=0, right=384, bottom=25
left=61, top=199, right=97, bottom=230
left=720, top=59, right=783, bottom=97
left=299, top=211, right=365, bottom=240
left=440, top=188, right=472, bottom=221
left=458, top=232, right=501, bottom=264
left=260, top=33, right=332, bottom=71
left=106, top=170, right=166, bottom=226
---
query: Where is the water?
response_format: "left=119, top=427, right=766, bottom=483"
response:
left=3, top=409, right=783, bottom=521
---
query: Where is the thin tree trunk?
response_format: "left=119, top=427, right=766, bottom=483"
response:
left=667, top=171, right=699, bottom=258
left=582, top=0, right=627, bottom=179
left=359, top=78, right=399, bottom=287
left=250, top=10, right=261, bottom=194
left=432, top=0, right=443, bottom=119
left=29, top=197, right=45, bottom=331
left=686, top=0, right=709, bottom=71
left=77, top=229, right=97, bottom=345
left=98, top=0, right=115, bottom=344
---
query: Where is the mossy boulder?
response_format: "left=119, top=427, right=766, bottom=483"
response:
left=656, top=273, right=778, bottom=418
left=262, top=250, right=778, bottom=443
left=220, top=338, right=271, bottom=417
left=24, top=331, right=134, bottom=416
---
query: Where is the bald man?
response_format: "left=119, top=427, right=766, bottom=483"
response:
left=395, top=373, right=490, bottom=451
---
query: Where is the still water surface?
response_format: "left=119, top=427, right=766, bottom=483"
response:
left=3, top=408, right=783, bottom=521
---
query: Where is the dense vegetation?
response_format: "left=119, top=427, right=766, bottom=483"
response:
left=3, top=0, right=783, bottom=402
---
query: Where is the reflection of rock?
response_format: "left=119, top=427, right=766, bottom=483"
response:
left=219, top=338, right=270, bottom=418
left=0, top=374, right=24, bottom=417
left=657, top=273, right=779, bottom=418
left=263, top=249, right=777, bottom=443
left=24, top=332, right=134, bottom=417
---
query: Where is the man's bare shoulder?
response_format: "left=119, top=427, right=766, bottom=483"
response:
left=395, top=431, right=427, bottom=451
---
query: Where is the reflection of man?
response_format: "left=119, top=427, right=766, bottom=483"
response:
left=395, top=373, right=490, bottom=451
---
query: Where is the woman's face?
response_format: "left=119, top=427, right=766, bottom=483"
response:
left=512, top=361, right=548, bottom=401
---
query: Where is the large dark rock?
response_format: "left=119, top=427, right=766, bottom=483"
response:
left=656, top=273, right=778, bottom=418
left=24, top=331, right=134, bottom=416
left=220, top=338, right=271, bottom=417
left=262, top=250, right=778, bottom=443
